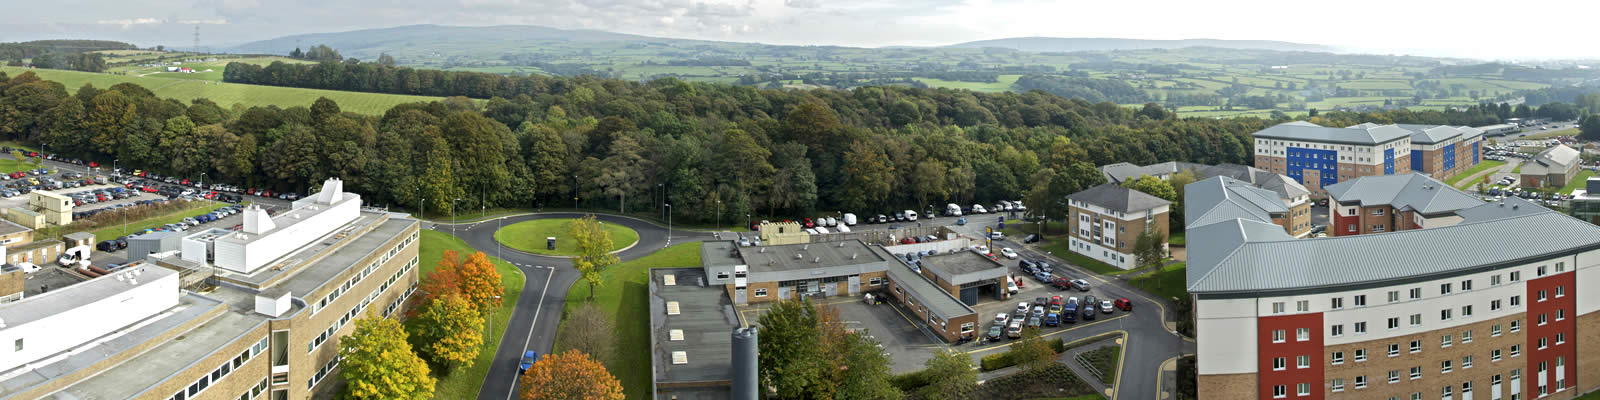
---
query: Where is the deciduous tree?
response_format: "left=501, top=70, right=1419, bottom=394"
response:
left=557, top=303, right=614, bottom=364
left=757, top=298, right=823, bottom=397
left=518, top=349, right=624, bottom=400
left=411, top=293, right=484, bottom=370
left=569, top=215, right=619, bottom=301
left=455, top=251, right=505, bottom=313
left=919, top=349, right=977, bottom=400
left=339, top=314, right=435, bottom=400
left=1122, top=174, right=1177, bottom=202
left=1011, top=327, right=1056, bottom=371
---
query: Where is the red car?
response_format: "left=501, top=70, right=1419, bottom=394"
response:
left=1113, top=298, right=1133, bottom=311
left=87, top=161, right=98, bottom=167
left=802, top=218, right=815, bottom=228
left=899, top=237, right=915, bottom=244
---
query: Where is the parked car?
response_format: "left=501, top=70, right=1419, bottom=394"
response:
left=1113, top=298, right=1133, bottom=311
left=1081, top=306, right=1097, bottom=320
left=1045, top=312, right=1060, bottom=327
left=1051, top=276, right=1074, bottom=290
left=1070, top=279, right=1091, bottom=291
left=987, top=323, right=1005, bottom=341
left=1024, top=233, right=1040, bottom=243
left=1000, top=248, right=1019, bottom=259
left=1100, top=300, right=1115, bottom=314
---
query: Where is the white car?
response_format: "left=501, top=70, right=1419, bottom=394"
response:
left=1100, top=300, right=1115, bottom=313
left=1015, top=302, right=1029, bottom=314
left=1000, top=248, right=1019, bottom=259
left=974, top=245, right=991, bottom=255
left=990, top=231, right=1006, bottom=240
left=1006, top=276, right=1020, bottom=294
left=994, top=313, right=1010, bottom=325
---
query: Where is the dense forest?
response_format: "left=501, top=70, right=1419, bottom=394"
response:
left=0, top=69, right=1571, bottom=224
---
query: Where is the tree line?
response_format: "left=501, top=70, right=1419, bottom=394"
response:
left=2, top=67, right=1278, bottom=224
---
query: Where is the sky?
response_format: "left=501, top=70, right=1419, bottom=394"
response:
left=3, top=0, right=1596, bottom=60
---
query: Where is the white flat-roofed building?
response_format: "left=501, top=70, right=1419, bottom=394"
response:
left=0, top=266, right=179, bottom=373
left=209, top=178, right=360, bottom=274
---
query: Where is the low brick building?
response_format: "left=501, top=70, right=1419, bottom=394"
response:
left=1324, top=173, right=1484, bottom=236
left=1520, top=145, right=1581, bottom=188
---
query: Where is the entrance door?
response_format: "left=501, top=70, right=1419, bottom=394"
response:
left=777, top=286, right=791, bottom=299
left=734, top=288, right=747, bottom=305
left=847, top=276, right=861, bottom=295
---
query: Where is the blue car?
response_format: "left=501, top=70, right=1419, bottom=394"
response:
left=518, top=350, right=541, bottom=374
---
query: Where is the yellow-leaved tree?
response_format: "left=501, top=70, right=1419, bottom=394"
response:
left=568, top=214, right=618, bottom=301
left=339, top=314, right=435, bottom=400
left=455, top=251, right=504, bottom=313
left=413, top=293, right=484, bottom=371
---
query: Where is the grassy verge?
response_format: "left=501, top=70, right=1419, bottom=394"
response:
left=1038, top=239, right=1133, bottom=275
left=1512, top=164, right=1523, bottom=173
left=69, top=200, right=217, bottom=241
left=1168, top=232, right=1185, bottom=247
left=414, top=230, right=526, bottom=400
left=0, top=158, right=37, bottom=174
left=1446, top=160, right=1507, bottom=189
left=553, top=242, right=703, bottom=399
left=1130, top=263, right=1188, bottom=301
left=1523, top=128, right=1578, bottom=140
left=1081, top=345, right=1121, bottom=384
left=492, top=218, right=639, bottom=256
left=1559, top=170, right=1597, bottom=195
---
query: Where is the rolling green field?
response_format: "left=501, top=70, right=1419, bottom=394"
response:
left=1, top=66, right=449, bottom=114
left=492, top=218, right=639, bottom=256
left=912, top=74, right=1022, bottom=92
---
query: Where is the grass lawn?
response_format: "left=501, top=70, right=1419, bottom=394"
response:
left=1576, top=390, right=1600, bottom=400
left=493, top=218, right=639, bottom=256
left=1038, top=238, right=1134, bottom=275
left=1081, top=345, right=1122, bottom=384
left=71, top=200, right=218, bottom=241
left=1559, top=170, right=1597, bottom=195
left=1446, top=160, right=1507, bottom=189
left=1512, top=164, right=1523, bottom=173
left=1130, top=263, right=1188, bottom=301
left=0, top=158, right=37, bottom=174
left=1168, top=231, right=1185, bottom=246
left=414, top=230, right=526, bottom=400
left=553, top=242, right=702, bottom=399
left=1523, top=128, right=1579, bottom=140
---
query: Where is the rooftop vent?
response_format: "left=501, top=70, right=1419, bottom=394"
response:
left=669, top=329, right=684, bottom=341
left=671, top=351, right=688, bottom=365
left=795, top=253, right=803, bottom=259
left=663, top=275, right=677, bottom=286
left=812, top=257, right=820, bottom=263
left=837, top=241, right=845, bottom=248
left=666, top=301, right=681, bottom=315
left=851, top=254, right=858, bottom=260
left=803, top=245, right=809, bottom=250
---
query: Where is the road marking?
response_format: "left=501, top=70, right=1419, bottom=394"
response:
left=1154, top=356, right=1180, bottom=400
left=1110, top=331, right=1129, bottom=400
left=503, top=266, right=555, bottom=400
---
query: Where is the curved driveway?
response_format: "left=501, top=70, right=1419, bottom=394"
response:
left=428, top=212, right=715, bottom=400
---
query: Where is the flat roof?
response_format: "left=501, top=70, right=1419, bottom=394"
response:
left=214, top=192, right=358, bottom=247
left=0, top=293, right=225, bottom=398
left=0, top=219, right=30, bottom=236
left=700, top=240, right=744, bottom=268
left=650, top=268, right=737, bottom=387
left=728, top=240, right=886, bottom=273
left=0, top=266, right=177, bottom=327
left=917, top=251, right=1008, bottom=285
left=48, top=293, right=268, bottom=400
left=873, top=246, right=976, bottom=319
left=276, top=217, right=414, bottom=297
left=20, top=268, right=88, bottom=297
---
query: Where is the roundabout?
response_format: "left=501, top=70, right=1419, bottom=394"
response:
left=492, top=218, right=640, bottom=256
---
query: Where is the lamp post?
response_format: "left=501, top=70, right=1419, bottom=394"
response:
left=665, top=203, right=672, bottom=247
left=451, top=198, right=462, bottom=236
left=716, top=200, right=722, bottom=231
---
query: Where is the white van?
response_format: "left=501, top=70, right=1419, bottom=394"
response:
left=945, top=203, right=963, bottom=216
left=972, top=204, right=988, bottom=214
left=842, top=213, right=858, bottom=226
left=815, top=226, right=830, bottom=234
left=1005, top=275, right=1019, bottom=295
left=904, top=210, right=918, bottom=221
left=835, top=224, right=851, bottom=233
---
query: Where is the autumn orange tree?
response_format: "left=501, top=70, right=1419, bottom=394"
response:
left=412, top=293, right=484, bottom=371
left=340, top=313, right=435, bottom=400
left=455, top=251, right=504, bottom=313
left=518, top=349, right=624, bottom=400
left=409, top=250, right=466, bottom=316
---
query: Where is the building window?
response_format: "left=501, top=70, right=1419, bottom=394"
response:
left=1332, top=351, right=1345, bottom=364
left=1273, top=329, right=1286, bottom=343
left=1511, top=320, right=1520, bottom=332
left=716, top=271, right=729, bottom=279
left=1410, top=340, right=1422, bottom=353
left=1331, top=297, right=1344, bottom=309
left=1332, top=378, right=1345, bottom=392
left=1491, top=299, right=1502, bottom=311
left=1491, top=275, right=1502, bottom=286
left=1492, top=349, right=1502, bottom=362
left=1296, top=300, right=1309, bottom=312
left=1511, top=295, right=1520, bottom=307
left=754, top=288, right=767, bottom=297
left=1409, top=288, right=1422, bottom=300
left=1510, top=344, right=1520, bottom=357
left=1354, top=295, right=1367, bottom=307
left=1440, top=309, right=1453, bottom=321
left=1296, top=328, right=1309, bottom=341
left=1297, top=355, right=1310, bottom=369
left=1558, top=309, right=1566, bottom=321
left=1538, top=290, right=1547, bottom=302
left=1355, top=322, right=1367, bottom=334
left=1441, top=335, right=1452, bottom=347
left=1274, top=357, right=1286, bottom=370
left=1355, top=349, right=1367, bottom=362
left=1538, top=265, right=1547, bottom=277
left=1441, top=360, right=1452, bottom=374
left=1462, top=330, right=1472, bottom=343
left=1510, top=271, right=1521, bottom=281
left=1331, top=325, right=1344, bottom=337
left=1410, top=366, right=1422, bottom=380
left=1557, top=332, right=1565, bottom=345
left=1388, top=344, right=1400, bottom=357
left=1556, top=286, right=1565, bottom=298
left=1410, top=314, right=1422, bottom=327
left=1298, top=383, right=1310, bottom=396
left=1389, top=370, right=1401, bottom=383
left=1355, top=375, right=1367, bottom=389
left=1463, top=356, right=1473, bottom=369
left=1538, top=337, right=1547, bottom=349
left=1539, top=313, right=1547, bottom=326
left=1388, top=317, right=1400, bottom=330
left=1460, top=279, right=1472, bottom=291
left=1388, top=291, right=1400, bottom=303
left=1442, top=385, right=1453, bottom=400
left=1273, top=302, right=1285, bottom=314
left=1556, top=262, right=1566, bottom=272
left=1274, top=385, right=1287, bottom=398
left=1492, top=375, right=1502, bottom=386
left=12, top=339, right=20, bottom=352
left=1440, top=283, right=1452, bottom=294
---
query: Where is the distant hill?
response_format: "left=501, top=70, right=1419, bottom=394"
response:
left=227, top=24, right=660, bottom=56
left=943, top=37, right=1339, bottom=53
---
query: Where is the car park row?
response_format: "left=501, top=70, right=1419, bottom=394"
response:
left=747, top=200, right=1026, bottom=231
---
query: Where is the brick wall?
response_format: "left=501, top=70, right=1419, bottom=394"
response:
left=1323, top=313, right=1524, bottom=400
left=1200, top=372, right=1259, bottom=398
left=288, top=221, right=420, bottom=398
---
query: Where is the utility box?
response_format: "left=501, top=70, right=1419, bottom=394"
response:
left=546, top=237, right=556, bottom=250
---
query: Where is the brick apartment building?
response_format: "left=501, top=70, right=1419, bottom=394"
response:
left=1066, top=183, right=1171, bottom=270
left=1520, top=145, right=1582, bottom=188
left=1324, top=173, right=1485, bottom=236
left=1253, top=121, right=1414, bottom=195
left=1384, top=124, right=1484, bottom=180
left=1186, top=174, right=1600, bottom=400
left=1104, top=162, right=1312, bottom=237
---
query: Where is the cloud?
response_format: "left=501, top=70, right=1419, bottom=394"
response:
left=96, top=18, right=164, bottom=28
left=179, top=18, right=229, bottom=24
left=784, top=0, right=821, bottom=8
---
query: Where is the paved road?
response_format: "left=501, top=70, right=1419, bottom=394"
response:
left=429, top=212, right=714, bottom=400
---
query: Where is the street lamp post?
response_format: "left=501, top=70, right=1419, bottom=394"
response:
left=451, top=198, right=462, bottom=236
left=716, top=200, right=722, bottom=231
left=665, top=203, right=672, bottom=247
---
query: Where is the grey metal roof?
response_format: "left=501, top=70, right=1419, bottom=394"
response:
left=1397, top=124, right=1464, bottom=144
left=1184, top=176, right=1286, bottom=228
left=872, top=246, right=976, bottom=319
left=1324, top=173, right=1483, bottom=215
left=1254, top=121, right=1410, bottom=145
left=1068, top=183, right=1172, bottom=213
left=1525, top=145, right=1580, bottom=173
left=1455, top=197, right=1551, bottom=223
left=650, top=268, right=738, bottom=385
left=1186, top=210, right=1600, bottom=294
left=1099, top=161, right=1180, bottom=184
